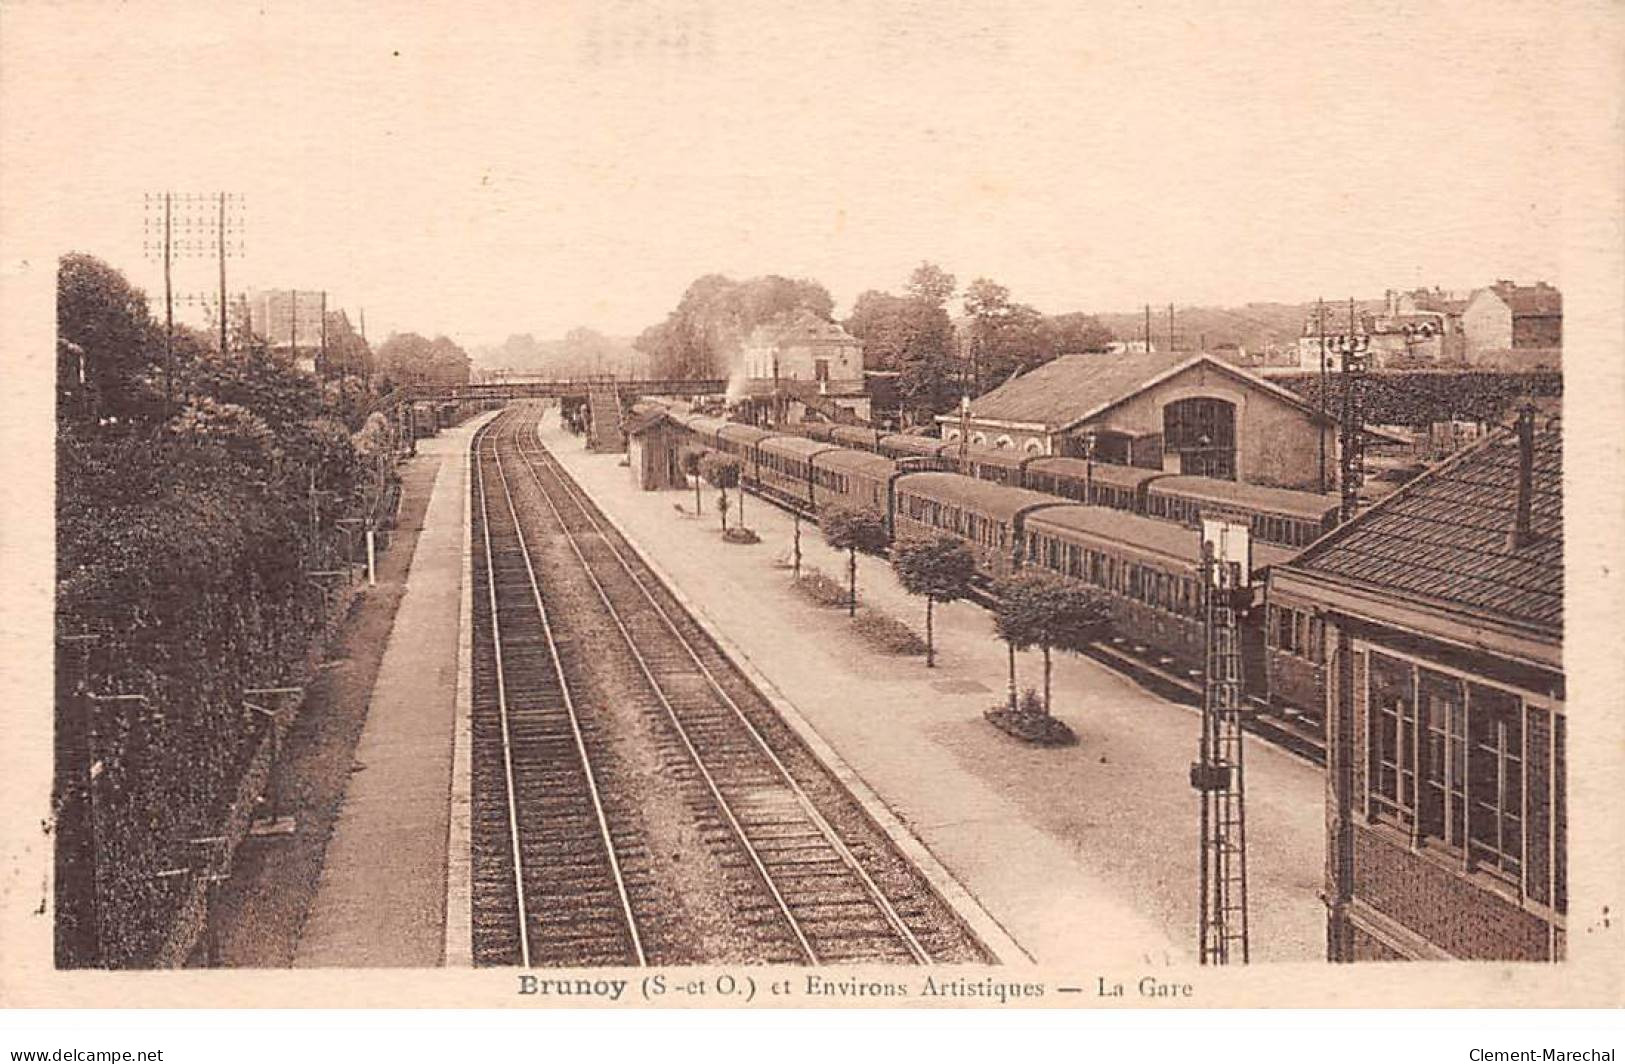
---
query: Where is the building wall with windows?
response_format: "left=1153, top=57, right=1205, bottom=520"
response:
left=1320, top=620, right=1565, bottom=961
left=1275, top=416, right=1565, bottom=962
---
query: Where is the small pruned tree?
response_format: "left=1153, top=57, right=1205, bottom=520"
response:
left=699, top=452, right=741, bottom=531
left=891, top=533, right=977, bottom=667
left=991, top=570, right=1113, bottom=716
left=679, top=444, right=707, bottom=515
left=820, top=504, right=889, bottom=618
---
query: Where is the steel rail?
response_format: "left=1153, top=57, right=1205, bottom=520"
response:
left=510, top=414, right=932, bottom=965
left=471, top=417, right=532, bottom=967
left=489, top=413, right=648, bottom=967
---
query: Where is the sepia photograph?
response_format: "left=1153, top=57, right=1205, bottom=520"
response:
left=2, top=0, right=1622, bottom=1033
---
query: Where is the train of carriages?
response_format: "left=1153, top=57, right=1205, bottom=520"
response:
left=662, top=407, right=1334, bottom=758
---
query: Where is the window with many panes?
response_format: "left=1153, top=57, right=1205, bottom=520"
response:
left=1364, top=649, right=1563, bottom=903
left=1368, top=652, right=1418, bottom=831
left=1467, top=682, right=1523, bottom=881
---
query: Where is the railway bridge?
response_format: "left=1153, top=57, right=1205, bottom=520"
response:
left=395, top=375, right=726, bottom=406
left=365, top=375, right=728, bottom=445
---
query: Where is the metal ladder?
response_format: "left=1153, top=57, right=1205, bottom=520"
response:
left=1192, top=557, right=1251, bottom=964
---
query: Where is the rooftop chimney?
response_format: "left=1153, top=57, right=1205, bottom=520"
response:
left=1509, top=403, right=1536, bottom=550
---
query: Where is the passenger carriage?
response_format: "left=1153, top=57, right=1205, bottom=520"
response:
left=714, top=422, right=774, bottom=474
left=811, top=448, right=896, bottom=515
left=802, top=422, right=843, bottom=443
left=677, top=414, right=730, bottom=450
left=956, top=443, right=1039, bottom=487
left=1143, top=476, right=1339, bottom=550
left=877, top=433, right=952, bottom=464
left=755, top=435, right=837, bottom=511
left=1022, top=506, right=1297, bottom=686
left=890, top=472, right=1065, bottom=579
left=1021, top=457, right=1164, bottom=511
left=830, top=425, right=886, bottom=453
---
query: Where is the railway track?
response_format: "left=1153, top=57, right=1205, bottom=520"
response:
left=469, top=406, right=990, bottom=966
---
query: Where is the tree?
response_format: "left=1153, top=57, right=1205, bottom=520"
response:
left=635, top=273, right=836, bottom=379
left=991, top=571, right=1113, bottom=715
left=679, top=444, right=707, bottom=514
left=891, top=533, right=977, bottom=667
left=906, top=262, right=956, bottom=309
left=698, top=452, right=740, bottom=531
left=820, top=504, right=889, bottom=618
left=845, top=290, right=955, bottom=375
left=317, top=309, right=373, bottom=386
left=1039, top=312, right=1115, bottom=356
left=57, top=252, right=163, bottom=426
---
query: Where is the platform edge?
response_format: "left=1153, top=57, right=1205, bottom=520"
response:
left=539, top=419, right=1035, bottom=967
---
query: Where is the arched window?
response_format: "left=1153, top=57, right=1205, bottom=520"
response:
left=971, top=432, right=988, bottom=446
left=1163, top=397, right=1237, bottom=480
left=1023, top=439, right=1044, bottom=454
left=944, top=428, right=961, bottom=442
left=995, top=435, right=1014, bottom=450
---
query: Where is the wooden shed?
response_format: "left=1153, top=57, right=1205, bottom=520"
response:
left=625, top=408, right=688, bottom=491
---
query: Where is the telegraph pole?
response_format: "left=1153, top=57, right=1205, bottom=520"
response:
left=1144, top=304, right=1152, bottom=352
left=217, top=191, right=229, bottom=356
left=320, top=290, right=328, bottom=378
left=144, top=191, right=243, bottom=361
left=163, top=193, right=175, bottom=410
left=1168, top=303, right=1175, bottom=353
left=1317, top=298, right=1328, bottom=494
left=1326, top=298, right=1371, bottom=522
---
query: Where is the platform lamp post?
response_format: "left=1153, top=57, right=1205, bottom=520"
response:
left=958, top=394, right=971, bottom=476
left=1325, top=302, right=1372, bottom=523
left=1082, top=431, right=1096, bottom=504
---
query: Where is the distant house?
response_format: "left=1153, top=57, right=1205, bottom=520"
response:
left=1462, top=282, right=1562, bottom=357
left=1274, top=410, right=1565, bottom=961
left=1290, top=297, right=1449, bottom=371
left=935, top=349, right=1352, bottom=490
left=738, top=310, right=869, bottom=420
left=245, top=289, right=326, bottom=374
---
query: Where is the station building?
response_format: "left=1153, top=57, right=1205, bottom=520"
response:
left=1272, top=410, right=1565, bottom=961
left=738, top=311, right=870, bottom=422
left=936, top=350, right=1340, bottom=491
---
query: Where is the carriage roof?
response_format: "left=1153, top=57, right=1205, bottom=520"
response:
left=878, top=434, right=951, bottom=458
left=1147, top=475, right=1338, bottom=521
left=1024, top=457, right=1165, bottom=490
left=1026, top=505, right=1298, bottom=571
left=759, top=435, right=838, bottom=460
left=893, top=471, right=1063, bottom=523
left=813, top=448, right=897, bottom=477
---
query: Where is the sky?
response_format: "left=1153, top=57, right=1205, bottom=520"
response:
left=1, top=0, right=1611, bottom=350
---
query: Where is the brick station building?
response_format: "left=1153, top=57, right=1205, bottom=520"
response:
left=1272, top=410, right=1565, bottom=961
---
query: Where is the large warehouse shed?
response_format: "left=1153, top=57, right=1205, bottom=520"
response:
left=938, top=351, right=1345, bottom=491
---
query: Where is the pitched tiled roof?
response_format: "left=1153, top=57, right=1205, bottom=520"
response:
left=958, top=350, right=1195, bottom=427
left=748, top=309, right=857, bottom=346
left=959, top=351, right=1343, bottom=433
left=1287, top=422, right=1562, bottom=637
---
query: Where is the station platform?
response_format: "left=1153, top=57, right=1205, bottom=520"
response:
left=537, top=412, right=1328, bottom=965
left=293, top=414, right=495, bottom=967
